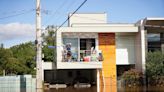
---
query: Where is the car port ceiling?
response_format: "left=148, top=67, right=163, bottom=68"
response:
left=145, top=20, right=164, bottom=33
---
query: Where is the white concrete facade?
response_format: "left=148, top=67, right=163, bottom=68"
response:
left=54, top=13, right=139, bottom=69
left=42, top=13, right=150, bottom=73
left=69, top=13, right=107, bottom=26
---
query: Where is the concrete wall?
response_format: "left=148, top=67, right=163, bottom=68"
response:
left=0, top=75, right=36, bottom=92
left=55, top=24, right=138, bottom=69
left=43, top=62, right=55, bottom=70
left=116, top=33, right=136, bottom=65
left=69, top=13, right=107, bottom=26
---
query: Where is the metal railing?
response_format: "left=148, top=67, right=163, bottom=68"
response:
left=62, top=50, right=103, bottom=62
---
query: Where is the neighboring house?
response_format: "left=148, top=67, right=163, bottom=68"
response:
left=42, top=13, right=164, bottom=91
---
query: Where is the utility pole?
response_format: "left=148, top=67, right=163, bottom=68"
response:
left=36, top=0, right=43, bottom=90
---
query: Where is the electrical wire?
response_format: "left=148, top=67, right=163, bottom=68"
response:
left=42, top=0, right=68, bottom=27
left=56, top=0, right=87, bottom=31
left=0, top=9, right=35, bottom=20
left=43, top=0, right=79, bottom=27
left=52, top=0, right=77, bottom=26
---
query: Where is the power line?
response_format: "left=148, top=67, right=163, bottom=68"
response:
left=0, top=9, right=35, bottom=20
left=56, top=0, right=87, bottom=31
left=43, top=0, right=78, bottom=27
left=51, top=0, right=77, bottom=26
left=42, top=0, right=68, bottom=27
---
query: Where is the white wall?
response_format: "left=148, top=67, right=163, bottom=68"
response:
left=56, top=24, right=138, bottom=69
left=116, top=33, right=136, bottom=65
left=69, top=13, right=107, bottom=26
left=42, top=62, right=55, bottom=70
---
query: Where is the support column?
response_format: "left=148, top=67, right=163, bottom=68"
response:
left=141, top=20, right=146, bottom=74
left=97, top=69, right=100, bottom=92
left=135, top=20, right=146, bottom=73
left=98, top=33, right=117, bottom=92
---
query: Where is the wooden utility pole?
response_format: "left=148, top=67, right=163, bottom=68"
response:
left=36, top=0, right=43, bottom=89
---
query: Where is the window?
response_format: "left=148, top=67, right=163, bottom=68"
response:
left=80, top=39, right=96, bottom=62
left=147, top=33, right=161, bottom=51
left=63, top=38, right=78, bottom=62
left=62, top=38, right=101, bottom=62
left=80, top=39, right=95, bottom=50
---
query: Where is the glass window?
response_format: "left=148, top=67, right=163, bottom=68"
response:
left=62, top=38, right=99, bottom=62
left=147, top=33, right=160, bottom=42
left=63, top=38, right=78, bottom=62
left=80, top=39, right=96, bottom=62
left=147, top=33, right=161, bottom=51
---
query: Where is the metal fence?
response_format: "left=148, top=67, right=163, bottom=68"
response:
left=0, top=75, right=36, bottom=92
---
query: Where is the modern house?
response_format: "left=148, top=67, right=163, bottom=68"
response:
left=42, top=13, right=164, bottom=91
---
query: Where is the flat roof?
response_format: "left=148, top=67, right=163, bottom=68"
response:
left=71, top=23, right=136, bottom=27
left=145, top=17, right=164, bottom=21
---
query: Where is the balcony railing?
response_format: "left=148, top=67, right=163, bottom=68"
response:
left=62, top=50, right=103, bottom=62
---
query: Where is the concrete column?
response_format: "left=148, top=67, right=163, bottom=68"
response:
left=141, top=25, right=146, bottom=74
left=97, top=69, right=100, bottom=92
left=135, top=20, right=146, bottom=74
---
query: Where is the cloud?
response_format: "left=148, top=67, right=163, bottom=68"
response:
left=0, top=22, right=35, bottom=47
left=0, top=22, right=35, bottom=41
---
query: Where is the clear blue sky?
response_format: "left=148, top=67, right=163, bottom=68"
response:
left=0, top=0, right=164, bottom=48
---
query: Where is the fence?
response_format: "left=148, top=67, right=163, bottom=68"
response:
left=0, top=75, right=36, bottom=92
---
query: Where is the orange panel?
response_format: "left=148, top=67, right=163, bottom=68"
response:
left=98, top=33, right=117, bottom=92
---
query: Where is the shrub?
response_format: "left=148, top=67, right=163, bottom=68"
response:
left=146, top=51, right=164, bottom=86
left=122, top=69, right=143, bottom=87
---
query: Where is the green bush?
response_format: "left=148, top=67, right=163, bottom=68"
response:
left=146, top=51, right=164, bottom=86
left=122, top=69, right=143, bottom=87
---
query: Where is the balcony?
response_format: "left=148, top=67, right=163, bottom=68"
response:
left=62, top=49, right=103, bottom=62
left=56, top=37, right=102, bottom=69
left=58, top=49, right=102, bottom=69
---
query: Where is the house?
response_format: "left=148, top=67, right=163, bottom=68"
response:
left=42, top=13, right=164, bottom=91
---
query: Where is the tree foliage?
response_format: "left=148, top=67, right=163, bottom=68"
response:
left=10, top=42, right=36, bottom=75
left=0, top=25, right=56, bottom=75
left=146, top=51, right=164, bottom=77
left=42, top=25, right=56, bottom=62
left=0, top=48, right=24, bottom=75
left=146, top=51, right=164, bottom=86
left=0, top=42, right=36, bottom=75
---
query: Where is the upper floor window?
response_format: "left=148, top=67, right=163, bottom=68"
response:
left=63, top=38, right=78, bottom=62
left=147, top=33, right=161, bottom=51
left=62, top=38, right=102, bottom=62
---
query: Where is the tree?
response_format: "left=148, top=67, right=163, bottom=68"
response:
left=0, top=48, right=23, bottom=75
left=42, top=25, right=56, bottom=62
left=0, top=48, right=13, bottom=68
left=146, top=51, right=164, bottom=77
left=146, top=51, right=164, bottom=85
left=10, top=42, right=36, bottom=75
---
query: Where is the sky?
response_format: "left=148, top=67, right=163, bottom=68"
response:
left=0, top=0, right=164, bottom=48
